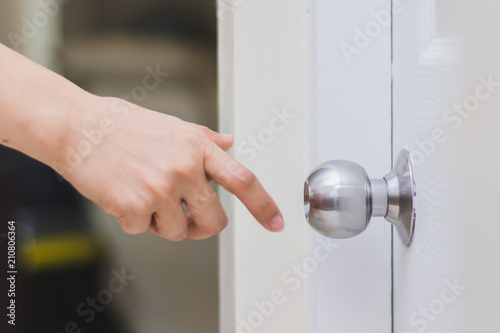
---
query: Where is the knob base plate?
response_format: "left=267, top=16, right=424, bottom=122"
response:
left=384, top=149, right=416, bottom=246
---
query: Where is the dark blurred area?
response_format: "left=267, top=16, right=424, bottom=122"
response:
left=0, top=1, right=219, bottom=332
left=65, top=0, right=216, bottom=45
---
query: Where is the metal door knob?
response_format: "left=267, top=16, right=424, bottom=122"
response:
left=304, top=149, right=416, bottom=246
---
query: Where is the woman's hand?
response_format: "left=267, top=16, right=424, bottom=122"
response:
left=50, top=96, right=284, bottom=241
left=0, top=43, right=283, bottom=241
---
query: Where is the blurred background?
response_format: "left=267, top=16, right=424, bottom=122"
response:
left=0, top=0, right=220, bottom=332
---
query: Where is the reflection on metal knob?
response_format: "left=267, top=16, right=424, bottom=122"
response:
left=304, top=149, right=416, bottom=246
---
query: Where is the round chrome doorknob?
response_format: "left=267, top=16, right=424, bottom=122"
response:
left=304, top=149, right=416, bottom=246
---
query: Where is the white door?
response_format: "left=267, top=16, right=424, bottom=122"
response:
left=219, top=0, right=500, bottom=332
left=393, top=0, right=500, bottom=332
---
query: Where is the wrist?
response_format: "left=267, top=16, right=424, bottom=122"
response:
left=49, top=95, right=137, bottom=176
left=43, top=90, right=100, bottom=175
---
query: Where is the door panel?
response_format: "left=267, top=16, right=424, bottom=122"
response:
left=306, top=1, right=392, bottom=332
left=461, top=2, right=500, bottom=330
left=393, top=1, right=466, bottom=332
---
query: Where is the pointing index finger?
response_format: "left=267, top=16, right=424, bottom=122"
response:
left=203, top=143, right=284, bottom=232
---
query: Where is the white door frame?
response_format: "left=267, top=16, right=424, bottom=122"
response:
left=218, top=0, right=309, bottom=332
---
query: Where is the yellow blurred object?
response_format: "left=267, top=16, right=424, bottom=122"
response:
left=21, top=233, right=102, bottom=272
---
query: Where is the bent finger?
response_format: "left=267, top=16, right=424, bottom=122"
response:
left=149, top=203, right=189, bottom=242
left=117, top=215, right=151, bottom=235
left=183, top=182, right=228, bottom=240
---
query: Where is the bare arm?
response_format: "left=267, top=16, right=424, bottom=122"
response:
left=0, top=43, right=284, bottom=240
left=0, top=43, right=86, bottom=165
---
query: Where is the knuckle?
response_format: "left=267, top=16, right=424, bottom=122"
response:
left=172, top=159, right=199, bottom=179
left=153, top=220, right=187, bottom=242
left=207, top=215, right=229, bottom=235
left=188, top=133, right=208, bottom=153
left=131, top=199, right=151, bottom=217
left=216, top=215, right=229, bottom=233
left=250, top=204, right=269, bottom=220
left=232, top=169, right=257, bottom=191
left=158, top=228, right=187, bottom=242
left=117, top=217, right=148, bottom=235
left=118, top=194, right=151, bottom=218
left=167, top=233, right=187, bottom=242
left=192, top=188, right=216, bottom=208
left=102, top=191, right=124, bottom=217
left=155, top=179, right=176, bottom=198
left=198, top=125, right=210, bottom=133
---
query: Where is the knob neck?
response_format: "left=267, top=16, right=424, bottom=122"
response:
left=370, top=178, right=388, bottom=217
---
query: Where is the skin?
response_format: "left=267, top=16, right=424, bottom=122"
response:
left=0, top=43, right=284, bottom=241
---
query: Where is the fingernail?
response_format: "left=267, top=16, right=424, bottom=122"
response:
left=221, top=134, right=234, bottom=140
left=270, top=215, right=285, bottom=232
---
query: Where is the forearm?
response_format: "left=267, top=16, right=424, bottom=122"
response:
left=0, top=43, right=91, bottom=168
